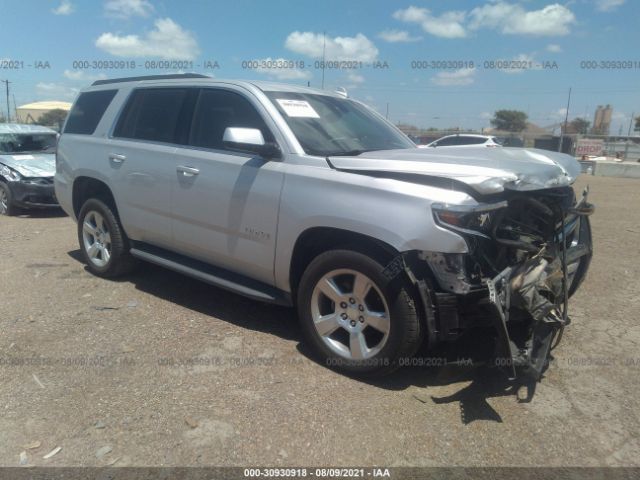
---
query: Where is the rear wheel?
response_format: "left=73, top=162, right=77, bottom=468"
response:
left=77, top=198, right=136, bottom=278
left=297, top=249, right=423, bottom=375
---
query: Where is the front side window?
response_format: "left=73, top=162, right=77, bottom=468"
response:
left=0, top=133, right=57, bottom=154
left=114, top=88, right=188, bottom=143
left=188, top=89, right=273, bottom=150
left=265, top=92, right=413, bottom=156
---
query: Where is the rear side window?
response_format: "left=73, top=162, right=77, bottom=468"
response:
left=189, top=89, right=273, bottom=150
left=64, top=90, right=117, bottom=135
left=459, top=136, right=486, bottom=145
left=436, top=136, right=458, bottom=146
left=114, top=88, right=189, bottom=143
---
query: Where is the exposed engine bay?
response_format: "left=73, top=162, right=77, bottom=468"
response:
left=410, top=186, right=594, bottom=381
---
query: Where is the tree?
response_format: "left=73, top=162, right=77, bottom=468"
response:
left=37, top=109, right=68, bottom=130
left=635, top=116, right=640, bottom=132
left=564, top=117, right=590, bottom=134
left=490, top=110, right=528, bottom=132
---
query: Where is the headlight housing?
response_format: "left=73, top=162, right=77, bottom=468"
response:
left=0, top=164, right=22, bottom=182
left=432, top=201, right=507, bottom=239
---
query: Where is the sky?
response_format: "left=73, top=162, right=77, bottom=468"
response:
left=0, top=0, right=638, bottom=133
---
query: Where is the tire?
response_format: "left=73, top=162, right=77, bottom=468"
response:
left=568, top=215, right=593, bottom=298
left=0, top=181, right=18, bottom=216
left=297, top=249, right=423, bottom=376
left=77, top=198, right=136, bottom=278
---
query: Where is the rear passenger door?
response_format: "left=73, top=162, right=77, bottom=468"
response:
left=109, top=87, right=192, bottom=248
left=170, top=87, right=285, bottom=285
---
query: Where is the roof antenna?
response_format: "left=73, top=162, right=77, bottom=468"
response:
left=334, top=87, right=348, bottom=98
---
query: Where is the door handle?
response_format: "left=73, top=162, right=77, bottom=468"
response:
left=177, top=166, right=200, bottom=177
left=109, top=153, right=126, bottom=164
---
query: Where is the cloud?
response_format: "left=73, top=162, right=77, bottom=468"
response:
left=104, top=0, right=153, bottom=18
left=35, top=82, right=79, bottom=100
left=469, top=2, right=575, bottom=36
left=596, top=0, right=625, bottom=11
left=431, top=67, right=475, bottom=86
left=253, top=58, right=311, bottom=81
left=377, top=29, right=421, bottom=43
left=393, top=6, right=466, bottom=39
left=52, top=0, right=74, bottom=15
left=346, top=72, right=365, bottom=85
left=546, top=44, right=562, bottom=53
left=95, top=18, right=200, bottom=60
left=285, top=31, right=378, bottom=62
left=552, top=107, right=568, bottom=120
left=63, top=70, right=108, bottom=81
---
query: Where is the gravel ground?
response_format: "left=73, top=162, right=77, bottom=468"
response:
left=0, top=175, right=639, bottom=467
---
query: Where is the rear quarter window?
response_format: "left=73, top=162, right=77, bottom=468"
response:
left=64, top=90, right=117, bottom=135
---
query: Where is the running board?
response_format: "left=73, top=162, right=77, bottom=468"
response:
left=129, top=243, right=291, bottom=306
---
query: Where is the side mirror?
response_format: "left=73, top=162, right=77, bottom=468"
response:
left=222, top=127, right=281, bottom=159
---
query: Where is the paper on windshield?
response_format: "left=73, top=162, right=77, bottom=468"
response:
left=276, top=99, right=320, bottom=118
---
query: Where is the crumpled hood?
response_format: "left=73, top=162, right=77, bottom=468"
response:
left=0, top=153, right=56, bottom=178
left=328, top=147, right=581, bottom=195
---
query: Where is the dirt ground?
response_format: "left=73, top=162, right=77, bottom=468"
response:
left=0, top=174, right=639, bottom=467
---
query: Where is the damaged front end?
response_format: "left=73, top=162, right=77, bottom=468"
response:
left=417, top=186, right=594, bottom=381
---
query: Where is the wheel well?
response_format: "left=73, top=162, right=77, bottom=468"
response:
left=72, top=177, right=117, bottom=218
left=289, top=227, right=399, bottom=294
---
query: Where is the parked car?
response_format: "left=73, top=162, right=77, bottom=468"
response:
left=423, top=134, right=502, bottom=148
left=55, top=74, right=593, bottom=379
left=0, top=124, right=59, bottom=215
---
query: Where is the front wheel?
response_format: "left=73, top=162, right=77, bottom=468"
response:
left=77, top=198, right=136, bottom=278
left=0, top=182, right=18, bottom=216
left=297, top=250, right=423, bottom=376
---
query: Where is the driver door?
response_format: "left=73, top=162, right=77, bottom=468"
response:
left=170, top=88, right=285, bottom=285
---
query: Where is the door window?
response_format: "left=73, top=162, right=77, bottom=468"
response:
left=114, top=88, right=189, bottom=143
left=188, top=89, right=273, bottom=150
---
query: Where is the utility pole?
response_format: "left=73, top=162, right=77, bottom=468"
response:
left=558, top=87, right=571, bottom=153
left=1, top=80, right=11, bottom=122
left=624, top=111, right=634, bottom=161
left=385, top=102, right=389, bottom=120
left=12, top=94, right=18, bottom=122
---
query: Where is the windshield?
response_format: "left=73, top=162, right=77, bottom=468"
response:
left=265, top=92, right=414, bottom=156
left=0, top=133, right=57, bottom=154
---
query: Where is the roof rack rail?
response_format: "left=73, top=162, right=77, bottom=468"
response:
left=92, top=73, right=210, bottom=86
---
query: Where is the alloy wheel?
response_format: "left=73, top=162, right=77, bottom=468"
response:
left=0, top=188, right=8, bottom=214
left=310, top=269, right=391, bottom=360
left=82, top=210, right=112, bottom=268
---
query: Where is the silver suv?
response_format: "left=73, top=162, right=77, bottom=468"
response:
left=55, top=74, right=593, bottom=379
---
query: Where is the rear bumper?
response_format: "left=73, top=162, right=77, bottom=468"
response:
left=8, top=180, right=59, bottom=209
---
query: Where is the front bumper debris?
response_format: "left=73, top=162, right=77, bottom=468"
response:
left=403, top=187, right=594, bottom=383
left=486, top=189, right=594, bottom=381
